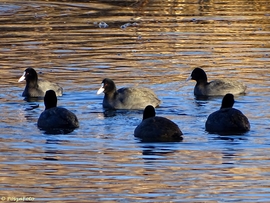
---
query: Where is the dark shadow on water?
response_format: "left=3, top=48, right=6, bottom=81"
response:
left=221, top=148, right=243, bottom=165
left=23, top=96, right=44, bottom=102
left=194, top=95, right=223, bottom=105
left=103, top=109, right=143, bottom=117
left=141, top=146, right=176, bottom=157
left=208, top=131, right=249, bottom=143
left=135, top=137, right=183, bottom=160
left=135, top=136, right=183, bottom=143
left=43, top=157, right=59, bottom=161
left=103, top=109, right=117, bottom=117
left=208, top=131, right=250, bottom=136
left=39, top=128, right=76, bottom=135
left=137, top=142, right=182, bottom=162
left=194, top=93, right=247, bottom=102
left=194, top=95, right=212, bottom=101
left=24, top=103, right=39, bottom=111
left=221, top=133, right=249, bottom=138
left=209, top=133, right=248, bottom=165
left=23, top=97, right=42, bottom=111
left=42, top=136, right=71, bottom=161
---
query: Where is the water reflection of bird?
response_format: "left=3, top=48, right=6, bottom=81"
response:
left=141, top=145, right=177, bottom=157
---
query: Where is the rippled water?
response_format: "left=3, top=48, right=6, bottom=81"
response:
left=1, top=0, right=270, bottom=202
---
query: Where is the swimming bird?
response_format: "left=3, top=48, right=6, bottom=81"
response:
left=37, top=90, right=79, bottom=130
left=188, top=67, right=246, bottom=96
left=18, top=67, right=63, bottom=97
left=97, top=78, right=161, bottom=110
left=205, top=93, right=250, bottom=134
left=134, top=105, right=183, bottom=141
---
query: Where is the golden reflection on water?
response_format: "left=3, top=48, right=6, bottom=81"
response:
left=0, top=0, right=270, bottom=202
left=1, top=145, right=270, bottom=201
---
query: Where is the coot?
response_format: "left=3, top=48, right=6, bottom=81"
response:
left=97, top=78, right=161, bottom=110
left=205, top=93, right=250, bottom=134
left=18, top=67, right=63, bottom=97
left=188, top=67, right=246, bottom=96
left=37, top=90, right=79, bottom=130
left=134, top=105, right=183, bottom=141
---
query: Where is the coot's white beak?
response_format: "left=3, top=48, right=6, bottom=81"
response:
left=186, top=75, right=192, bottom=82
left=18, top=72, right=26, bottom=82
left=97, top=83, right=105, bottom=94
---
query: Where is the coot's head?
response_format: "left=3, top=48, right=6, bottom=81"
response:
left=190, top=67, right=208, bottom=83
left=44, top=90, right=57, bottom=110
left=221, top=93, right=235, bottom=109
left=18, top=67, right=38, bottom=83
left=97, top=78, right=116, bottom=95
left=143, top=105, right=156, bottom=120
